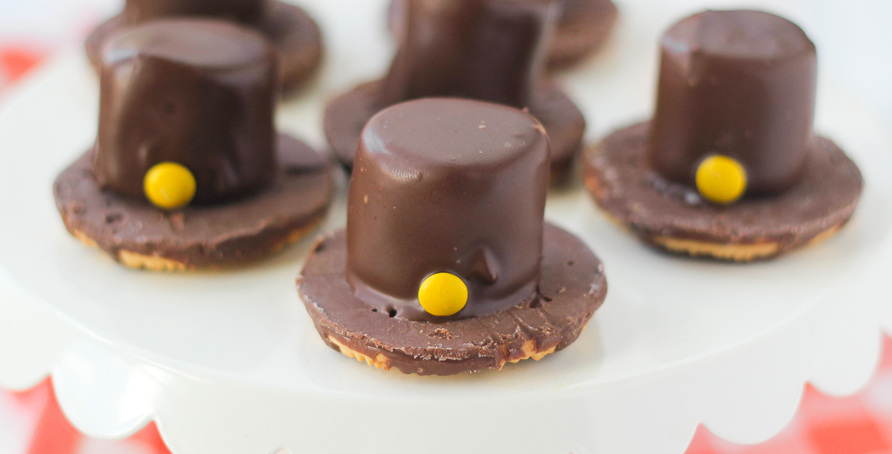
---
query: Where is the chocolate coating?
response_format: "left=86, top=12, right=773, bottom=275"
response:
left=325, top=0, right=586, bottom=177
left=583, top=122, right=863, bottom=259
left=547, top=0, right=619, bottom=69
left=387, top=0, right=618, bottom=70
left=347, top=99, right=549, bottom=321
left=650, top=10, right=817, bottom=195
left=56, top=136, right=334, bottom=269
left=300, top=224, right=607, bottom=375
left=324, top=80, right=584, bottom=177
left=93, top=20, right=277, bottom=204
left=123, top=0, right=269, bottom=24
left=85, top=0, right=322, bottom=93
left=379, top=0, right=559, bottom=107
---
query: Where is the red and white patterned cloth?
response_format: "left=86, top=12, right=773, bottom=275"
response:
left=688, top=337, right=892, bottom=454
left=0, top=47, right=45, bottom=91
left=0, top=4, right=889, bottom=452
left=0, top=380, right=171, bottom=454
left=3, top=339, right=892, bottom=453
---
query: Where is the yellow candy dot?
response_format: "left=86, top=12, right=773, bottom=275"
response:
left=418, top=273, right=468, bottom=317
left=143, top=162, right=196, bottom=210
left=695, top=155, right=748, bottom=205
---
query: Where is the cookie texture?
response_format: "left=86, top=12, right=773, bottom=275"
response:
left=298, top=224, right=607, bottom=376
left=581, top=122, right=864, bottom=261
left=55, top=136, right=334, bottom=270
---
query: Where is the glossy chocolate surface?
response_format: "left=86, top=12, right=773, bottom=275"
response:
left=388, top=0, right=618, bottom=70
left=379, top=0, right=559, bottom=108
left=583, top=122, right=862, bottom=258
left=301, top=224, right=607, bottom=375
left=123, top=0, right=269, bottom=24
left=93, top=19, right=278, bottom=204
left=346, top=98, right=550, bottom=321
left=649, top=10, right=817, bottom=195
left=57, top=136, right=333, bottom=268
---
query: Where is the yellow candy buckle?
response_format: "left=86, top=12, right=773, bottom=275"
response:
left=143, top=162, right=197, bottom=210
left=418, top=272, right=468, bottom=317
left=695, top=155, right=747, bottom=205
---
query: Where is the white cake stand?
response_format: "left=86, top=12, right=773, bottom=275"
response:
left=1, top=1, right=892, bottom=453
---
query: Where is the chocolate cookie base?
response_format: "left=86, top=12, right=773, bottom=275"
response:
left=386, top=0, right=617, bottom=70
left=581, top=122, right=864, bottom=261
left=84, top=2, right=323, bottom=93
left=54, top=135, right=335, bottom=270
left=298, top=224, right=607, bottom=376
left=548, top=0, right=619, bottom=70
left=323, top=80, right=586, bottom=179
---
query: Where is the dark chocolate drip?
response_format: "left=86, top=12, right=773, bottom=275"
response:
left=93, top=19, right=279, bottom=204
left=379, top=0, right=559, bottom=108
left=123, top=0, right=270, bottom=25
left=346, top=98, right=550, bottom=321
left=649, top=10, right=817, bottom=195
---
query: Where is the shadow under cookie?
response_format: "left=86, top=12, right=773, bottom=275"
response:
left=298, top=224, right=607, bottom=376
left=55, top=135, right=334, bottom=270
left=323, top=80, right=586, bottom=179
left=84, top=2, right=323, bottom=93
left=581, top=122, right=864, bottom=261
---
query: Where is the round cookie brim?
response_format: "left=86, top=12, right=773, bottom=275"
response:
left=547, top=0, right=619, bottom=70
left=385, top=0, right=618, bottom=71
left=581, top=121, right=864, bottom=261
left=297, top=224, right=607, bottom=376
left=54, top=135, right=334, bottom=270
left=84, top=2, right=323, bottom=93
left=323, top=80, right=586, bottom=179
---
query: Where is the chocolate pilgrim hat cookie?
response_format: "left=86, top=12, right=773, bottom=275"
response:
left=85, top=0, right=322, bottom=92
left=388, top=0, right=619, bottom=70
left=301, top=98, right=607, bottom=375
left=582, top=10, right=863, bottom=261
left=55, top=20, right=334, bottom=271
left=546, top=0, right=619, bottom=69
left=324, top=0, right=587, bottom=180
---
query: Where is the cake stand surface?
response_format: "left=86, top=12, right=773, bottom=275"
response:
left=2, top=0, right=892, bottom=453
